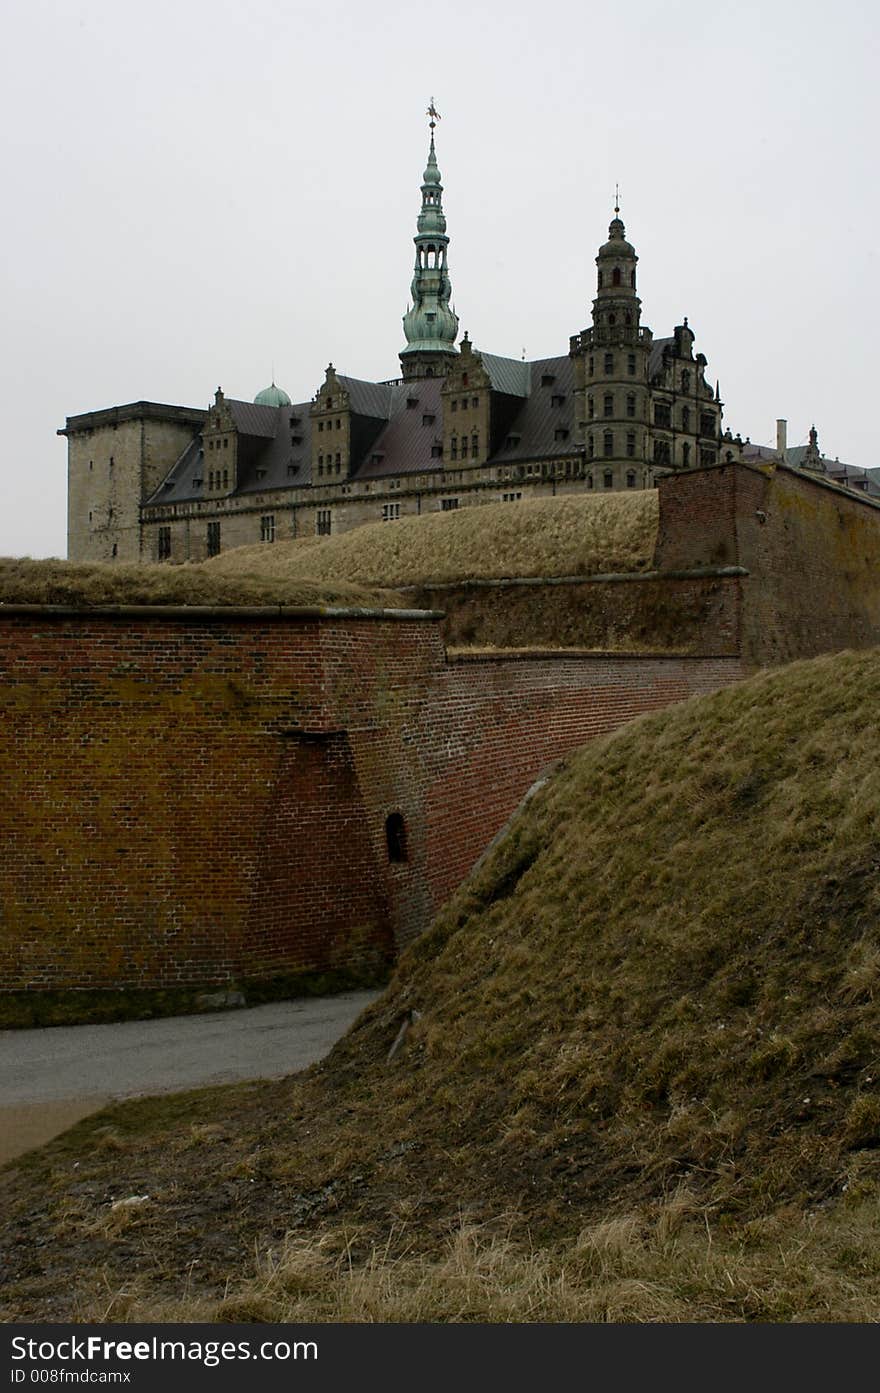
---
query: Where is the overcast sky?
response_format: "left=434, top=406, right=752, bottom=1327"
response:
left=1, top=0, right=877, bottom=557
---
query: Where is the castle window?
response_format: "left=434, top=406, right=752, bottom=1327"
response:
left=604, top=353, right=614, bottom=374
left=336, top=419, right=341, bottom=429
left=551, top=394, right=565, bottom=407
left=588, top=356, right=594, bottom=376
left=450, top=438, right=458, bottom=460
left=608, top=314, right=616, bottom=327
left=462, top=373, right=469, bottom=387
left=158, top=527, right=171, bottom=560
left=654, top=403, right=671, bottom=428
left=505, top=434, right=521, bottom=448
left=554, top=428, right=569, bottom=442
left=208, top=471, right=214, bottom=491
left=336, top=454, right=341, bottom=471
left=109, top=456, right=114, bottom=469
left=603, top=431, right=613, bottom=457
left=682, top=407, right=691, bottom=432
left=502, top=492, right=523, bottom=503
left=89, top=459, right=93, bottom=470
left=88, top=511, right=92, bottom=522
left=422, top=413, right=435, bottom=426
left=627, top=354, right=636, bottom=376
left=700, top=413, right=715, bottom=438
left=291, top=434, right=302, bottom=445
left=682, top=443, right=691, bottom=467
left=382, top=502, right=401, bottom=522
left=588, top=397, right=595, bottom=419
left=260, top=514, right=275, bottom=542
left=603, top=393, right=613, bottom=417
left=450, top=399, right=457, bottom=411
left=223, top=438, right=228, bottom=449
left=287, top=463, right=300, bottom=476
left=111, top=543, right=117, bottom=557
left=207, top=521, right=221, bottom=557
left=385, top=812, right=408, bottom=863
left=431, top=444, right=443, bottom=458
left=407, top=397, right=419, bottom=409
left=626, top=470, right=636, bottom=488
left=612, top=267, right=621, bottom=286
left=603, top=470, right=613, bottom=489
left=587, top=474, right=593, bottom=488
left=700, top=448, right=717, bottom=466
left=318, top=457, right=323, bottom=475
left=316, top=509, right=332, bottom=536
left=625, top=312, right=632, bottom=326
left=471, top=434, right=478, bottom=458
left=318, top=420, right=324, bottom=432
left=441, top=497, right=459, bottom=510
left=626, top=394, right=636, bottom=418
left=326, top=398, right=333, bottom=410
left=681, top=370, right=690, bottom=393
left=626, top=431, right=636, bottom=458
left=541, top=374, right=555, bottom=387
left=588, top=434, right=594, bottom=458
left=654, top=440, right=671, bottom=466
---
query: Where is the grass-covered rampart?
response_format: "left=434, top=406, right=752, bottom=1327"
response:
left=2, top=647, right=879, bottom=1320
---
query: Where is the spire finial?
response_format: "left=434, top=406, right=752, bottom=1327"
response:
left=614, top=182, right=620, bottom=216
left=427, top=97, right=441, bottom=133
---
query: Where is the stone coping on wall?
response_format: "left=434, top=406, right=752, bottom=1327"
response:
left=446, top=648, right=744, bottom=663
left=402, top=565, right=748, bottom=593
left=0, top=603, right=445, bottom=622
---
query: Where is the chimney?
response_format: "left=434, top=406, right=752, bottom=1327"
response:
left=776, top=418, right=787, bottom=455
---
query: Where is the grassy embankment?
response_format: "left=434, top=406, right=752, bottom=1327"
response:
left=2, top=646, right=879, bottom=1321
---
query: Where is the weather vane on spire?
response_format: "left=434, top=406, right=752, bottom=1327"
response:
left=427, top=97, right=441, bottom=131
left=614, top=182, right=620, bottom=215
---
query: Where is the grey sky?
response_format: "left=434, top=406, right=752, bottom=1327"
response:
left=1, top=0, right=877, bottom=557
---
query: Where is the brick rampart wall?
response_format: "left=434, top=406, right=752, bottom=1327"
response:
left=0, top=609, right=744, bottom=998
left=654, top=463, right=880, bottom=664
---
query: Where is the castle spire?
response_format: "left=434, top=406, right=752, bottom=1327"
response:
left=400, top=102, right=459, bottom=381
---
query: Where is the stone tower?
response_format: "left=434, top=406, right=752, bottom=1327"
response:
left=400, top=106, right=459, bottom=381
left=573, top=204, right=654, bottom=489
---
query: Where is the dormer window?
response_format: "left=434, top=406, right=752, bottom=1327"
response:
left=422, top=413, right=435, bottom=426
left=554, top=428, right=569, bottom=442
left=505, top=434, right=521, bottom=448
left=406, top=397, right=419, bottom=409
left=541, top=374, right=555, bottom=387
left=551, top=394, right=565, bottom=407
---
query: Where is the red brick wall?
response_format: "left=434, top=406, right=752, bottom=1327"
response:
left=654, top=463, right=880, bottom=665
left=0, top=608, right=745, bottom=996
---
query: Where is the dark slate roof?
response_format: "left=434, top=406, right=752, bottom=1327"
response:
left=351, top=379, right=445, bottom=479
left=338, top=375, right=393, bottom=419
left=647, top=337, right=675, bottom=380
left=145, top=399, right=314, bottom=506
left=783, top=447, right=880, bottom=496
left=478, top=353, right=530, bottom=397
left=237, top=400, right=314, bottom=493
left=228, top=400, right=282, bottom=439
left=146, top=435, right=205, bottom=505
left=489, top=356, right=577, bottom=464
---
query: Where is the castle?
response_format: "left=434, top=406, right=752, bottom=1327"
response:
left=63, top=115, right=771, bottom=566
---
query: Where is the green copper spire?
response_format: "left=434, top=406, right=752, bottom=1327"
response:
left=400, top=100, right=459, bottom=380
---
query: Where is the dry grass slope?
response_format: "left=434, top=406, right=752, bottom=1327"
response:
left=0, top=557, right=398, bottom=610
left=204, top=491, right=659, bottom=587
left=2, top=646, right=879, bottom=1321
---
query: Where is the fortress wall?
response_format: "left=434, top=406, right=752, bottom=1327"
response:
left=406, top=571, right=742, bottom=655
left=0, top=608, right=745, bottom=1004
left=654, top=462, right=880, bottom=665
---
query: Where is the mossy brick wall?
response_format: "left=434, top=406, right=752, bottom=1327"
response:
left=0, top=608, right=746, bottom=996
left=406, top=571, right=742, bottom=655
left=654, top=462, right=880, bottom=665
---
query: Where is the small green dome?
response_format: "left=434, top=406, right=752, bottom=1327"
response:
left=254, top=381, right=291, bottom=407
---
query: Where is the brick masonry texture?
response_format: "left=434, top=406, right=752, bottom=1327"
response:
left=3, top=463, right=880, bottom=1000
